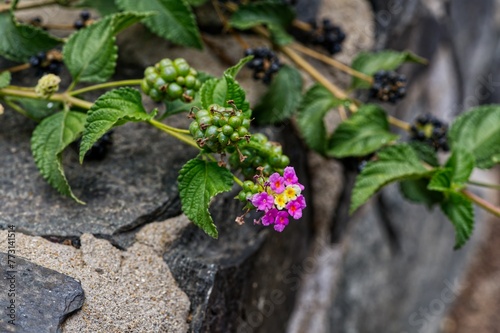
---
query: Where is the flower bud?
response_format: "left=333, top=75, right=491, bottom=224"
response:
left=35, top=74, right=61, bottom=99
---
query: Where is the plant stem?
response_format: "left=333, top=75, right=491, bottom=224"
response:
left=70, top=79, right=144, bottom=96
left=233, top=175, right=244, bottom=187
left=148, top=119, right=199, bottom=149
left=1, top=63, right=30, bottom=73
left=462, top=189, right=500, bottom=218
left=0, top=0, right=58, bottom=12
left=2, top=98, right=31, bottom=119
left=467, top=180, right=500, bottom=191
left=0, top=87, right=92, bottom=109
left=291, top=43, right=374, bottom=83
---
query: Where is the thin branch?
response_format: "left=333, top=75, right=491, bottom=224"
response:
left=462, top=189, right=500, bottom=218
left=70, top=79, right=143, bottom=96
left=468, top=180, right=500, bottom=191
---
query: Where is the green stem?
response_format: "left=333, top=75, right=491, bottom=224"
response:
left=0, top=87, right=92, bottom=109
left=70, top=79, right=144, bottom=96
left=2, top=98, right=32, bottom=119
left=148, top=119, right=199, bottom=149
left=462, top=189, right=500, bottom=218
left=467, top=180, right=500, bottom=191
left=233, top=175, right=244, bottom=187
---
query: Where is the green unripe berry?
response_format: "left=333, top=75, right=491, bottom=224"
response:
left=269, top=155, right=282, bottom=167
left=146, top=73, right=158, bottom=86
left=144, top=66, right=156, bottom=77
left=189, top=68, right=198, bottom=76
left=194, top=80, right=202, bottom=90
left=149, top=88, right=162, bottom=102
left=252, top=133, right=267, bottom=144
left=218, top=117, right=228, bottom=126
left=218, top=133, right=229, bottom=146
left=226, top=146, right=236, bottom=154
left=158, top=58, right=173, bottom=68
left=189, top=121, right=200, bottom=136
left=173, top=58, right=190, bottom=76
left=176, top=76, right=186, bottom=86
left=185, top=75, right=197, bottom=89
left=279, top=155, right=290, bottom=168
left=241, top=118, right=251, bottom=129
left=211, top=115, right=221, bottom=126
left=237, top=127, right=249, bottom=137
left=198, top=116, right=213, bottom=127
left=253, top=156, right=264, bottom=167
left=222, top=125, right=234, bottom=136
left=154, top=77, right=167, bottom=90
left=243, top=180, right=254, bottom=192
left=193, top=129, right=204, bottom=140
left=230, top=132, right=240, bottom=142
left=228, top=116, right=242, bottom=128
left=161, top=66, right=177, bottom=82
left=238, top=190, right=247, bottom=202
left=205, top=125, right=219, bottom=138
left=229, top=154, right=239, bottom=167
left=195, top=109, right=210, bottom=119
left=184, top=89, right=195, bottom=99
left=262, top=163, right=273, bottom=176
left=141, top=80, right=150, bottom=94
left=167, top=83, right=183, bottom=99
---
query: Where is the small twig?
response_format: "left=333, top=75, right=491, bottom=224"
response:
left=292, top=19, right=312, bottom=32
left=69, top=79, right=144, bottom=96
left=462, top=189, right=500, bottom=218
left=468, top=180, right=500, bottom=191
left=291, top=43, right=373, bottom=83
left=1, top=63, right=30, bottom=73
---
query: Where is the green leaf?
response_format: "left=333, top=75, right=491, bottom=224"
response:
left=441, top=193, right=474, bottom=249
left=253, top=65, right=303, bottom=124
left=448, top=105, right=500, bottom=169
left=116, top=0, right=202, bottom=49
left=224, top=56, right=254, bottom=78
left=229, top=3, right=294, bottom=29
left=186, top=0, right=208, bottom=6
left=31, top=110, right=87, bottom=204
left=63, top=12, right=150, bottom=84
left=80, top=88, right=155, bottom=162
left=10, top=98, right=61, bottom=121
left=162, top=97, right=201, bottom=118
left=327, top=104, right=399, bottom=158
left=350, top=143, right=430, bottom=213
left=399, top=179, right=444, bottom=208
left=408, top=141, right=440, bottom=167
left=351, top=50, right=427, bottom=89
left=200, top=75, right=251, bottom=117
left=445, top=147, right=475, bottom=185
left=178, top=158, right=234, bottom=238
left=77, top=0, right=120, bottom=15
left=296, top=84, right=342, bottom=154
left=0, top=71, right=11, bottom=88
left=428, top=168, right=453, bottom=192
left=0, top=10, right=61, bottom=62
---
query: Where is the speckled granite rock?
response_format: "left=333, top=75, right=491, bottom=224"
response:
left=0, top=252, right=84, bottom=333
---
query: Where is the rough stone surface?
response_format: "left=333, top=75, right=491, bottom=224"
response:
left=0, top=252, right=84, bottom=333
left=0, top=218, right=191, bottom=333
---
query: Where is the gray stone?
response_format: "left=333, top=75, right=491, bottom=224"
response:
left=0, top=252, right=84, bottom=333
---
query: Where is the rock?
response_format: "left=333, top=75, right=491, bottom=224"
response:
left=0, top=252, right=84, bottom=333
left=0, top=219, right=191, bottom=333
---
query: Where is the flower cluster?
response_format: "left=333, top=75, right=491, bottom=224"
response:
left=250, top=167, right=306, bottom=232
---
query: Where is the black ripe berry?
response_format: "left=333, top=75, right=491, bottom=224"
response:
left=244, top=47, right=282, bottom=84
left=74, top=10, right=92, bottom=29
left=370, top=70, right=407, bottom=103
left=410, top=114, right=449, bottom=151
left=28, top=50, right=63, bottom=77
left=294, top=18, right=346, bottom=55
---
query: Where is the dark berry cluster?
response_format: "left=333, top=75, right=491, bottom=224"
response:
left=370, top=70, right=407, bottom=103
left=189, top=103, right=251, bottom=154
left=141, top=58, right=201, bottom=103
left=244, top=48, right=281, bottom=84
left=229, top=133, right=290, bottom=180
left=74, top=131, right=114, bottom=161
left=410, top=114, right=449, bottom=151
left=308, top=19, right=346, bottom=55
left=74, top=10, right=92, bottom=30
left=29, top=50, right=63, bottom=76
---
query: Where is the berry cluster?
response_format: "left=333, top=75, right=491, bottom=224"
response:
left=309, top=19, right=346, bottom=55
left=141, top=58, right=201, bottom=103
left=229, top=133, right=290, bottom=179
left=75, top=131, right=114, bottom=161
left=74, top=10, right=92, bottom=30
left=410, top=114, right=449, bottom=151
left=244, top=48, right=281, bottom=84
left=237, top=167, right=306, bottom=232
left=29, top=50, right=63, bottom=76
left=189, top=103, right=251, bottom=154
left=370, top=70, right=407, bottom=103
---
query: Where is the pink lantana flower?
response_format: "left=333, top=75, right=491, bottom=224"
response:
left=251, top=192, right=274, bottom=211
left=274, top=211, right=289, bottom=232
left=285, top=195, right=306, bottom=219
left=262, top=208, right=278, bottom=226
left=283, top=166, right=304, bottom=190
left=269, top=173, right=285, bottom=194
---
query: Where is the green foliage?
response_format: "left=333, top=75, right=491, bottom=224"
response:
left=11, top=98, right=61, bottom=121
left=408, top=141, right=440, bottom=167
left=297, top=84, right=343, bottom=154
left=116, top=0, right=202, bottom=49
left=79, top=88, right=156, bottom=162
left=178, top=158, right=234, bottom=238
left=229, top=2, right=295, bottom=45
left=200, top=75, right=250, bottom=117
left=399, top=179, right=444, bottom=208
left=327, top=104, right=399, bottom=158
left=350, top=144, right=430, bottom=213
left=351, top=50, right=426, bottom=89
left=441, top=193, right=474, bottom=249
left=253, top=65, right=303, bottom=124
left=77, top=0, right=120, bottom=15
left=63, top=12, right=151, bottom=84
left=448, top=105, right=500, bottom=169
left=31, top=110, right=87, bottom=204
left=0, top=9, right=61, bottom=62
left=186, top=0, right=208, bottom=6
left=224, top=56, right=254, bottom=78
left=428, top=169, right=453, bottom=192
left=445, top=148, right=475, bottom=185
left=0, top=71, right=11, bottom=88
